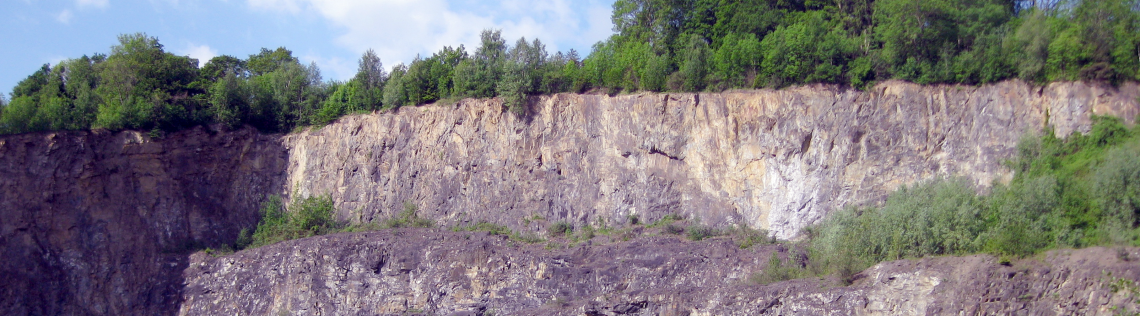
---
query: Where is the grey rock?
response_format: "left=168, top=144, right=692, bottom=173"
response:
left=181, top=230, right=1140, bottom=316
left=282, top=80, right=1140, bottom=239
left=2, top=80, right=1139, bottom=315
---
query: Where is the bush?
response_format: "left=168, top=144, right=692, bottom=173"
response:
left=751, top=252, right=807, bottom=285
left=381, top=201, right=435, bottom=228
left=548, top=221, right=574, bottom=237
left=249, top=195, right=343, bottom=248
left=734, top=227, right=775, bottom=249
left=686, top=224, right=718, bottom=241
left=452, top=221, right=545, bottom=244
left=807, top=116, right=1140, bottom=277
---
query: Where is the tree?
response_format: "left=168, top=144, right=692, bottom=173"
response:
left=0, top=96, right=38, bottom=134
left=499, top=37, right=549, bottom=112
left=382, top=63, right=409, bottom=108
left=676, top=34, right=711, bottom=91
left=208, top=72, right=247, bottom=128
left=200, top=55, right=248, bottom=81
left=1009, top=9, right=1053, bottom=82
left=354, top=49, right=386, bottom=110
left=710, top=32, right=761, bottom=89
left=93, top=33, right=200, bottom=131
left=247, top=47, right=298, bottom=76
left=59, top=56, right=103, bottom=128
left=454, top=29, right=506, bottom=98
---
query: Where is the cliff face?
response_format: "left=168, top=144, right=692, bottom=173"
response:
left=1, top=80, right=1138, bottom=315
left=180, top=231, right=1140, bottom=316
left=283, top=80, right=1139, bottom=239
left=0, top=128, right=287, bottom=315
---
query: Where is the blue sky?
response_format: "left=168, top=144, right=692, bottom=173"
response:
left=0, top=0, right=616, bottom=98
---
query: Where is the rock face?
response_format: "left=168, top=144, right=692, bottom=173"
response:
left=1, top=80, right=1139, bottom=315
left=0, top=128, right=287, bottom=315
left=180, top=229, right=1140, bottom=315
left=284, top=80, right=1139, bottom=238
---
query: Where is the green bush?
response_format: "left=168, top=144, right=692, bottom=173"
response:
left=548, top=221, right=574, bottom=237
left=733, top=226, right=775, bottom=249
left=686, top=224, right=718, bottom=241
left=806, top=116, right=1140, bottom=280
left=249, top=195, right=343, bottom=248
left=380, top=201, right=435, bottom=228
left=751, top=252, right=808, bottom=285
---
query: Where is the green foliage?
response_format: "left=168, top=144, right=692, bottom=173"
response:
left=685, top=223, right=719, bottom=241
left=249, top=195, right=343, bottom=248
left=4, top=1, right=1140, bottom=136
left=454, top=30, right=506, bottom=99
left=676, top=34, right=711, bottom=92
left=499, top=38, right=547, bottom=112
left=709, top=32, right=761, bottom=90
left=452, top=221, right=546, bottom=243
left=751, top=252, right=809, bottom=285
left=733, top=226, right=775, bottom=249
left=548, top=221, right=574, bottom=237
left=94, top=33, right=202, bottom=131
left=806, top=116, right=1140, bottom=281
left=380, top=201, right=435, bottom=229
left=353, top=49, right=386, bottom=109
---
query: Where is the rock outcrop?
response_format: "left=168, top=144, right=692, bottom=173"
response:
left=180, top=229, right=1140, bottom=315
left=0, top=128, right=287, bottom=315
left=1, top=80, right=1138, bottom=315
left=284, top=80, right=1139, bottom=239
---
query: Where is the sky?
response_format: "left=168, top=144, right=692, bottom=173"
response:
left=0, top=0, right=617, bottom=99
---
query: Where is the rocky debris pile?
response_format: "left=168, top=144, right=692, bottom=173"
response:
left=181, top=229, right=1140, bottom=316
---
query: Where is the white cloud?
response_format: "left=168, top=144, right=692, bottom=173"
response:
left=248, top=0, right=303, bottom=13
left=56, top=9, right=73, bottom=24
left=181, top=44, right=218, bottom=67
left=76, top=0, right=109, bottom=9
left=248, top=0, right=614, bottom=77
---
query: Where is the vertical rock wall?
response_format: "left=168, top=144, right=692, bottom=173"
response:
left=0, top=80, right=1137, bottom=315
left=0, top=128, right=287, bottom=315
left=282, top=80, right=1139, bottom=239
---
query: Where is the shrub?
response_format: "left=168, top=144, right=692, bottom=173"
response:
left=580, top=224, right=596, bottom=240
left=686, top=224, right=718, bottom=241
left=548, top=221, right=573, bottom=237
left=381, top=201, right=435, bottom=228
left=751, top=253, right=807, bottom=285
left=804, top=116, right=1140, bottom=282
left=734, top=227, right=775, bottom=249
left=249, top=194, right=343, bottom=248
left=452, top=221, right=545, bottom=244
left=663, top=224, right=685, bottom=235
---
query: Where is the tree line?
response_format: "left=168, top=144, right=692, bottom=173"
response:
left=2, top=0, right=1139, bottom=135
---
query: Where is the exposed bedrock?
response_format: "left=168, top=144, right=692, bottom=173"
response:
left=0, top=128, right=287, bottom=315
left=180, top=230, right=1140, bottom=316
left=284, top=80, right=1139, bottom=239
left=1, top=80, right=1138, bottom=315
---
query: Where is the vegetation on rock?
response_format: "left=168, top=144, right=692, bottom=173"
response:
left=769, top=116, right=1140, bottom=283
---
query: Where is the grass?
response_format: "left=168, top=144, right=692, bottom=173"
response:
left=452, top=221, right=546, bottom=244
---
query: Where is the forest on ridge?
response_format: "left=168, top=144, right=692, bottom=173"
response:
left=0, top=0, right=1138, bottom=135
